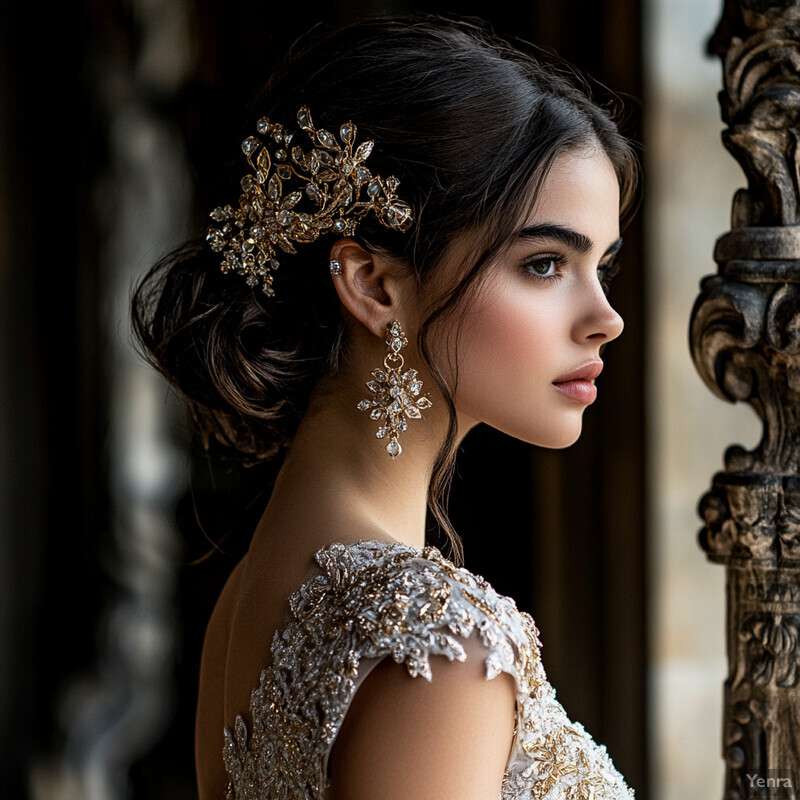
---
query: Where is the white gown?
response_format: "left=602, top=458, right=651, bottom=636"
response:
left=222, top=539, right=635, bottom=799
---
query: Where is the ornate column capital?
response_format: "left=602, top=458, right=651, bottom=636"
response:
left=692, top=1, right=800, bottom=569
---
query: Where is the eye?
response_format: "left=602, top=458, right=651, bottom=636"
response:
left=597, top=255, right=621, bottom=295
left=521, top=255, right=565, bottom=282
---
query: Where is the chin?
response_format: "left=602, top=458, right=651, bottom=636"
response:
left=544, top=430, right=583, bottom=449
left=541, top=408, right=589, bottom=448
left=466, top=402, right=589, bottom=449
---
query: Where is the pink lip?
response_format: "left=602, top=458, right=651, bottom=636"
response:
left=552, top=361, right=603, bottom=404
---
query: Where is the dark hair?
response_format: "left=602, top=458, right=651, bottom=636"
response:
left=131, top=14, right=640, bottom=564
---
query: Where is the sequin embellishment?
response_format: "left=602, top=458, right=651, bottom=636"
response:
left=223, top=540, right=635, bottom=799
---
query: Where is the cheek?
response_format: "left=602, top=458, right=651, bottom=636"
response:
left=452, top=288, right=564, bottom=410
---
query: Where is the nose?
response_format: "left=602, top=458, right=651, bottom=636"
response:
left=575, top=282, right=624, bottom=344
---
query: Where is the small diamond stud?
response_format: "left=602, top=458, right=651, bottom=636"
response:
left=329, top=258, right=342, bottom=275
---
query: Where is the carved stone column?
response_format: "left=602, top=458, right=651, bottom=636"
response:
left=690, top=2, right=800, bottom=799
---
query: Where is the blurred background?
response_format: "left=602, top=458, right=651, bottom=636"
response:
left=0, top=0, right=761, bottom=798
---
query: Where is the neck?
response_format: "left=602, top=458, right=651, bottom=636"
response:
left=253, top=370, right=470, bottom=556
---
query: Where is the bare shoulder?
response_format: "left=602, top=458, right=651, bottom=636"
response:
left=328, top=634, right=517, bottom=800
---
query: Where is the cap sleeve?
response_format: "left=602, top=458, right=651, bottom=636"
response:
left=307, top=541, right=535, bottom=681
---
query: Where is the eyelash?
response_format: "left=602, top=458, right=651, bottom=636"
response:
left=521, top=254, right=567, bottom=283
left=597, top=255, right=621, bottom=295
left=521, top=253, right=622, bottom=293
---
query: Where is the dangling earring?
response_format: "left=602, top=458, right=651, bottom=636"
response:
left=356, top=320, right=433, bottom=459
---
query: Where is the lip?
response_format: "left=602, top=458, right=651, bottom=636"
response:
left=552, top=361, right=603, bottom=405
left=553, top=361, right=604, bottom=384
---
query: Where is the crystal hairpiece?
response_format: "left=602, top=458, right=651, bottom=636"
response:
left=206, top=106, right=414, bottom=296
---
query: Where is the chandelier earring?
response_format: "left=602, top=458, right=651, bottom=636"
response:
left=356, top=320, right=433, bottom=459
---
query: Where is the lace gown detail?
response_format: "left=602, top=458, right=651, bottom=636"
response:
left=223, top=540, right=635, bottom=799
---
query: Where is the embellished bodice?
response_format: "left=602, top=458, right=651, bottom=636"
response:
left=223, top=540, right=635, bottom=799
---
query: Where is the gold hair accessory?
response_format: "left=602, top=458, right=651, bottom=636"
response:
left=357, top=320, right=432, bottom=459
left=206, top=106, right=414, bottom=296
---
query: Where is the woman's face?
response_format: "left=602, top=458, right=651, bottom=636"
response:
left=432, top=145, right=624, bottom=448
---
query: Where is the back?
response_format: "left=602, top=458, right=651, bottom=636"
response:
left=196, top=544, right=325, bottom=799
left=195, top=539, right=518, bottom=800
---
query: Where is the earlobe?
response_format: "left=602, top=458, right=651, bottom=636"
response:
left=329, top=238, right=404, bottom=339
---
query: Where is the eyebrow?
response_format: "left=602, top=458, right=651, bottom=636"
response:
left=517, top=223, right=623, bottom=258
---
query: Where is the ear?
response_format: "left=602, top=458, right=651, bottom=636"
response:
left=328, top=238, right=408, bottom=339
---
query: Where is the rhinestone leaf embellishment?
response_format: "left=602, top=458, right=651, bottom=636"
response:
left=357, top=321, right=432, bottom=459
left=206, top=106, right=415, bottom=297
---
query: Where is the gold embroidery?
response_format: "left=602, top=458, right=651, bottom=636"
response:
left=223, top=540, right=635, bottom=799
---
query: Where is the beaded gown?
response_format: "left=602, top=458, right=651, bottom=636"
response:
left=222, top=539, right=635, bottom=799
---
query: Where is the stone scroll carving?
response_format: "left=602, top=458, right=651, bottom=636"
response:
left=690, top=2, right=800, bottom=799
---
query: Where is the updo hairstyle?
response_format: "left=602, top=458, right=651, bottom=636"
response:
left=131, top=15, right=640, bottom=561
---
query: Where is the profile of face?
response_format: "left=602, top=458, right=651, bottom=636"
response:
left=432, top=145, right=624, bottom=449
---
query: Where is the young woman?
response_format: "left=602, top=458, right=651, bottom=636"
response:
left=132, top=14, right=639, bottom=800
